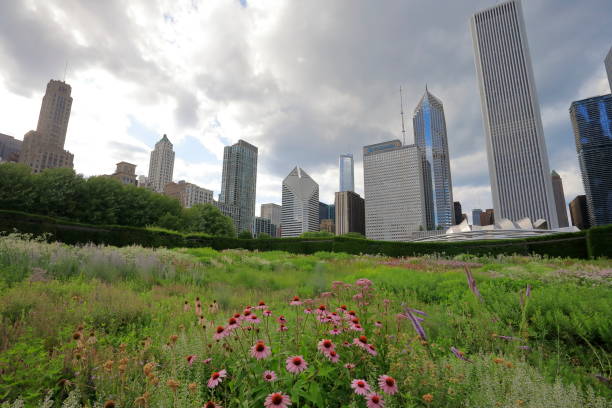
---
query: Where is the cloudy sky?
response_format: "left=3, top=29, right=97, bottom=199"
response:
left=1, top=0, right=610, bottom=220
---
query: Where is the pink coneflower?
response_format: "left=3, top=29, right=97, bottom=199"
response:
left=329, top=327, right=342, bottom=335
left=366, top=393, right=385, bottom=408
left=378, top=375, right=398, bottom=395
left=320, top=291, right=333, bottom=298
left=227, top=317, right=239, bottom=330
left=355, top=278, right=373, bottom=287
left=186, top=355, right=197, bottom=366
left=353, top=336, right=368, bottom=349
left=278, top=324, right=288, bottom=332
left=248, top=314, right=261, bottom=324
left=344, top=363, right=355, bottom=370
left=264, top=392, right=292, bottom=408
left=256, top=301, right=267, bottom=310
left=290, top=296, right=302, bottom=306
left=317, top=339, right=335, bottom=355
left=304, top=308, right=313, bottom=314
left=351, top=379, right=371, bottom=395
left=202, top=357, right=212, bottom=364
left=243, top=309, right=252, bottom=319
left=343, top=341, right=351, bottom=347
left=286, top=356, right=308, bottom=374
left=317, top=313, right=331, bottom=323
left=374, top=321, right=383, bottom=327
left=330, top=312, right=341, bottom=322
left=207, top=369, right=227, bottom=388
left=349, top=323, right=364, bottom=332
left=214, top=326, right=228, bottom=340
left=250, top=341, right=271, bottom=359
left=263, top=370, right=277, bottom=382
left=326, top=350, right=340, bottom=363
left=202, top=401, right=223, bottom=408
left=316, top=305, right=327, bottom=314
left=366, top=344, right=378, bottom=356
left=263, top=309, right=272, bottom=317
left=277, top=315, right=287, bottom=323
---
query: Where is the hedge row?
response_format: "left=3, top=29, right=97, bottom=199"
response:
left=1, top=210, right=610, bottom=259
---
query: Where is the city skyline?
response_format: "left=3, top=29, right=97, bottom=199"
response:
left=0, top=1, right=610, bottom=218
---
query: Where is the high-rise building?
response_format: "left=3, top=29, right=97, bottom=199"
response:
left=261, top=203, right=282, bottom=237
left=220, top=140, right=258, bottom=233
left=472, top=209, right=483, bottom=226
left=551, top=170, right=569, bottom=228
left=109, top=162, right=137, bottom=186
left=0, top=133, right=22, bottom=162
left=281, top=166, right=319, bottom=237
left=319, top=202, right=335, bottom=222
left=569, top=195, right=590, bottom=230
left=413, top=87, right=454, bottom=229
left=320, top=219, right=335, bottom=234
left=470, top=0, right=558, bottom=228
left=363, top=140, right=427, bottom=241
left=164, top=180, right=213, bottom=208
left=335, top=190, right=365, bottom=236
left=19, top=80, right=74, bottom=173
left=453, top=201, right=463, bottom=225
left=570, top=94, right=612, bottom=227
left=214, top=201, right=241, bottom=233
left=480, top=209, right=495, bottom=226
left=606, top=46, right=612, bottom=92
left=253, top=216, right=278, bottom=238
left=147, top=134, right=175, bottom=193
left=339, top=153, right=355, bottom=192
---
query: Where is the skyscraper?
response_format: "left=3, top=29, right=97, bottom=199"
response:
left=569, top=195, right=590, bottom=230
left=606, top=46, right=611, bottom=92
left=551, top=170, right=569, bottom=228
left=19, top=80, right=74, bottom=173
left=339, top=153, right=355, bottom=192
left=413, top=87, right=454, bottom=229
left=281, top=166, right=319, bottom=237
left=472, top=209, right=482, bottom=226
left=335, top=190, right=365, bottom=235
left=147, top=134, right=175, bottom=193
left=261, top=203, right=282, bottom=227
left=453, top=201, right=463, bottom=225
left=220, top=140, right=258, bottom=233
left=363, top=140, right=427, bottom=241
left=470, top=0, right=558, bottom=228
left=570, top=94, right=612, bottom=227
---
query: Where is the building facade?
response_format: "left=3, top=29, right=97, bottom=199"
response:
left=570, top=94, right=612, bottom=227
left=363, top=140, right=427, bottom=241
left=213, top=201, right=241, bottom=233
left=569, top=195, right=590, bottom=230
left=551, top=170, right=569, bottom=228
left=253, top=216, right=278, bottom=238
left=19, top=80, right=74, bottom=173
left=339, top=153, right=355, bottom=192
left=148, top=134, right=175, bottom=193
left=335, top=190, right=365, bottom=236
left=0, top=133, right=22, bottom=162
left=453, top=201, right=463, bottom=225
left=261, top=203, right=281, bottom=237
left=319, top=202, right=335, bottom=222
left=606, top=46, right=612, bottom=92
left=281, top=166, right=319, bottom=237
left=320, top=219, right=335, bottom=233
left=413, top=88, right=454, bottom=229
left=110, top=162, right=137, bottom=186
left=219, top=140, right=258, bottom=233
left=164, top=180, right=213, bottom=208
left=480, top=209, right=495, bottom=226
left=472, top=209, right=482, bottom=226
left=470, top=0, right=558, bottom=228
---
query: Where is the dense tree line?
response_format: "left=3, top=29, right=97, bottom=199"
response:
left=0, top=163, right=235, bottom=237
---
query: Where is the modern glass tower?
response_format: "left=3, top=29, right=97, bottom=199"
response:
left=470, top=0, right=558, bottom=228
left=339, top=153, right=355, bottom=192
left=220, top=140, right=258, bottom=233
left=413, top=88, right=454, bottom=229
left=570, top=94, right=612, bottom=227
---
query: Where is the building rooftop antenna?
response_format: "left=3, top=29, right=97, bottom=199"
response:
left=400, top=86, right=406, bottom=145
left=63, top=61, right=69, bottom=82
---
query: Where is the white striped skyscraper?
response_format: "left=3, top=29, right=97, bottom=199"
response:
left=281, top=166, right=319, bottom=237
left=470, top=0, right=558, bottom=228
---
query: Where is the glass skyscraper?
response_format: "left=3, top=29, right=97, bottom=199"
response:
left=412, top=88, right=454, bottom=229
left=570, top=94, right=612, bottom=227
left=339, top=153, right=354, bottom=192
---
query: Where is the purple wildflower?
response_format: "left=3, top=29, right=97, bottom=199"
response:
left=518, top=345, right=531, bottom=350
left=450, top=346, right=471, bottom=363
left=494, top=334, right=523, bottom=341
left=403, top=306, right=427, bottom=341
left=464, top=266, right=482, bottom=300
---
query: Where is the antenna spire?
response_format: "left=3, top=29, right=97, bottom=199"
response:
left=63, top=61, right=68, bottom=82
left=400, top=86, right=406, bottom=145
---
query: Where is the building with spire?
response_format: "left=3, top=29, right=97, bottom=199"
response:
left=19, top=80, right=74, bottom=173
left=281, top=166, right=319, bottom=237
left=147, top=134, right=175, bottom=193
left=470, top=0, right=558, bottom=228
left=412, top=87, right=454, bottom=229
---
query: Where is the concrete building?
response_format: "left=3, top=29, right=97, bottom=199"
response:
left=480, top=209, right=495, bottom=226
left=453, top=202, right=463, bottom=225
left=570, top=94, right=612, bottom=227
left=606, top=46, right=612, bottom=92
left=261, top=203, right=282, bottom=237
left=0, top=133, right=22, bottom=162
left=19, top=80, right=74, bottom=173
left=109, top=162, right=137, bottom=186
left=363, top=140, right=427, bottom=241
left=335, top=190, right=365, bottom=236
left=413, top=87, right=454, bottom=229
left=320, top=219, right=335, bottom=234
left=470, top=0, right=558, bottom=228
left=472, top=209, right=482, bottom=226
left=281, top=166, right=319, bottom=237
left=164, top=180, right=213, bottom=208
left=551, top=170, right=569, bottom=228
left=569, top=195, right=590, bottom=230
left=253, top=216, right=278, bottom=238
left=220, top=140, right=258, bottom=233
left=148, top=134, right=175, bottom=193
left=339, top=153, right=355, bottom=192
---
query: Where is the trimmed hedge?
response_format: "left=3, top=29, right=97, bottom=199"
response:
left=0, top=209, right=610, bottom=259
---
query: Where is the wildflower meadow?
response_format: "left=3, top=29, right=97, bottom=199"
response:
left=0, top=233, right=610, bottom=407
